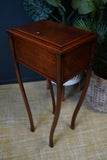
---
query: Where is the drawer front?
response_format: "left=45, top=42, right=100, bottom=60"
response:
left=63, top=43, right=91, bottom=82
left=13, top=36, right=57, bottom=81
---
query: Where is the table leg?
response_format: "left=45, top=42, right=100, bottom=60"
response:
left=9, top=35, right=35, bottom=132
left=48, top=80, right=56, bottom=114
left=71, top=68, right=92, bottom=129
left=47, top=79, right=50, bottom=90
left=78, top=80, right=81, bottom=91
left=62, top=86, right=65, bottom=101
left=49, top=84, right=62, bottom=147
left=15, top=62, right=35, bottom=132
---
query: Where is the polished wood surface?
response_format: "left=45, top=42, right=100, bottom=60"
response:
left=9, top=20, right=92, bottom=48
left=7, top=20, right=98, bottom=147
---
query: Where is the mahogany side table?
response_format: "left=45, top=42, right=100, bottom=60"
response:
left=7, top=20, right=98, bottom=147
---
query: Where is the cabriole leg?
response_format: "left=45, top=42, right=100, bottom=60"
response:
left=14, top=62, right=35, bottom=132
left=49, top=84, right=62, bottom=147
left=9, top=35, right=35, bottom=132
left=71, top=68, right=92, bottom=129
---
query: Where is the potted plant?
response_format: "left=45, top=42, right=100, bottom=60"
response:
left=72, top=0, right=107, bottom=112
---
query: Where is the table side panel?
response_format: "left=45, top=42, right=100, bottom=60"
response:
left=63, top=42, right=91, bottom=82
left=13, top=35, right=57, bottom=81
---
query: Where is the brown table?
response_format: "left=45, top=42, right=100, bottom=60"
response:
left=7, top=20, right=98, bottom=147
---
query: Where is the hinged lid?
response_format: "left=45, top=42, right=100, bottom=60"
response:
left=7, top=20, right=97, bottom=49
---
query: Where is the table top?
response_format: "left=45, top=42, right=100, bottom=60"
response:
left=7, top=20, right=96, bottom=50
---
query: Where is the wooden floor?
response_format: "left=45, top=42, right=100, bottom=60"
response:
left=0, top=81, right=107, bottom=160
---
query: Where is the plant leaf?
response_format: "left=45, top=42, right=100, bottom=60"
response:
left=72, top=0, right=95, bottom=14
left=45, top=0, right=60, bottom=7
left=23, top=0, right=53, bottom=21
left=66, top=11, right=75, bottom=24
left=45, top=0, right=66, bottom=12
left=58, top=3, right=66, bottom=12
left=103, top=0, right=107, bottom=3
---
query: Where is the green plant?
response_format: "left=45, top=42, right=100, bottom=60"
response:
left=73, top=0, right=107, bottom=79
left=23, top=0, right=74, bottom=25
left=23, top=0, right=54, bottom=22
left=72, top=0, right=107, bottom=14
